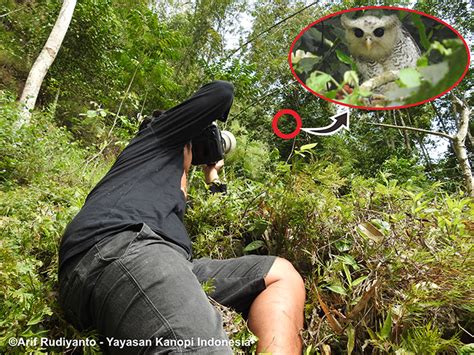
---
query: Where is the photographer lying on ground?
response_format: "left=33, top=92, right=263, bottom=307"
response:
left=58, top=81, right=306, bottom=354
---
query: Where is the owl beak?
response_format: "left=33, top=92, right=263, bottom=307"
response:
left=365, top=37, right=372, bottom=51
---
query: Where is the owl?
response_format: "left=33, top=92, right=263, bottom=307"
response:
left=341, top=13, right=421, bottom=85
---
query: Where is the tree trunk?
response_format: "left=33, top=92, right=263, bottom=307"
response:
left=368, top=97, right=473, bottom=197
left=452, top=96, right=473, bottom=197
left=17, top=0, right=77, bottom=127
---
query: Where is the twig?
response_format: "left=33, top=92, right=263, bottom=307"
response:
left=108, top=64, right=140, bottom=138
left=228, top=82, right=301, bottom=126
left=224, top=1, right=319, bottom=60
left=82, top=63, right=140, bottom=171
left=241, top=191, right=267, bottom=221
left=138, top=88, right=149, bottom=120
left=313, top=334, right=333, bottom=350
left=458, top=323, right=474, bottom=338
left=0, top=6, right=25, bottom=18
left=366, top=122, right=453, bottom=140
left=285, top=137, right=297, bottom=163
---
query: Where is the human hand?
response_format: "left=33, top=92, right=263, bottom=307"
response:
left=203, top=159, right=224, bottom=184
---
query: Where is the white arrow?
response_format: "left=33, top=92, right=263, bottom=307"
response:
left=302, top=110, right=350, bottom=136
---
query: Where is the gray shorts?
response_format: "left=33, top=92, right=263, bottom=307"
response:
left=59, top=224, right=276, bottom=354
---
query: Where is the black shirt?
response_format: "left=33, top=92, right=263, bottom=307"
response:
left=59, top=81, right=234, bottom=269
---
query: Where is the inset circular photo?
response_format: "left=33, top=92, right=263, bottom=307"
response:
left=289, top=6, right=470, bottom=109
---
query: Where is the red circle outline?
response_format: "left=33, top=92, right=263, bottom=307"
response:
left=272, top=109, right=302, bottom=139
left=288, top=6, right=471, bottom=111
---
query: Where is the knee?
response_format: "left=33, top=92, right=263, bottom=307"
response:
left=265, top=257, right=305, bottom=295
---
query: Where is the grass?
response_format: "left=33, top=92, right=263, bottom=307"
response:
left=1, top=95, right=472, bottom=353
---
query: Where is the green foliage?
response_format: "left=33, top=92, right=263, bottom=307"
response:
left=1, top=93, right=85, bottom=186
left=0, top=93, right=109, bottom=353
left=0, top=1, right=472, bottom=353
left=400, top=323, right=462, bottom=354
left=389, top=39, right=468, bottom=105
left=186, top=141, right=473, bottom=353
left=2, top=87, right=473, bottom=354
left=381, top=156, right=428, bottom=185
left=1, top=0, right=187, bottom=123
left=291, top=9, right=469, bottom=107
left=226, top=134, right=273, bottom=181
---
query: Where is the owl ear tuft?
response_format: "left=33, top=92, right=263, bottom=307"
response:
left=385, top=14, right=401, bottom=29
left=340, top=13, right=354, bottom=29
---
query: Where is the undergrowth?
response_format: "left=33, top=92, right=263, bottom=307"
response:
left=1, top=93, right=473, bottom=353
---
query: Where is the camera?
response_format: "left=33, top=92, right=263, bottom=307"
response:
left=191, top=122, right=236, bottom=165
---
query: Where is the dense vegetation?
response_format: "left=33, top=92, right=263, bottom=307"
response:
left=1, top=0, right=472, bottom=353
left=292, top=10, right=469, bottom=107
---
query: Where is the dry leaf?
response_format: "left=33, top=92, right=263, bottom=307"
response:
left=317, top=290, right=343, bottom=334
left=348, top=280, right=380, bottom=320
left=321, top=344, right=331, bottom=355
left=357, top=222, right=384, bottom=243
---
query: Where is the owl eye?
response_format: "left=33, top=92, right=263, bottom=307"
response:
left=373, top=27, right=385, bottom=37
left=353, top=28, right=364, bottom=38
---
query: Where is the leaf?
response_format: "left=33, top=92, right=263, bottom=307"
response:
left=321, top=344, right=331, bottom=355
left=348, top=280, right=379, bottom=320
left=356, top=222, right=384, bottom=243
left=326, top=284, right=347, bottom=295
left=459, top=344, right=474, bottom=355
left=325, top=90, right=338, bottom=99
left=343, top=263, right=352, bottom=285
left=380, top=311, right=392, bottom=339
left=27, top=313, right=44, bottom=326
left=352, top=275, right=368, bottom=287
left=346, top=325, right=355, bottom=355
left=416, top=56, right=428, bottom=67
left=300, top=143, right=317, bottom=151
left=307, top=27, right=323, bottom=42
left=367, top=327, right=377, bottom=340
left=27, top=308, right=51, bottom=326
left=292, top=50, right=317, bottom=64
left=338, top=254, right=358, bottom=268
left=431, top=41, right=451, bottom=56
left=297, top=57, right=320, bottom=74
left=335, top=239, right=352, bottom=252
left=418, top=61, right=449, bottom=86
left=371, top=218, right=391, bottom=235
left=398, top=68, right=421, bottom=88
left=304, top=345, right=314, bottom=355
left=336, top=49, right=353, bottom=65
left=86, top=110, right=97, bottom=118
left=317, top=290, right=343, bottom=334
left=306, top=72, right=332, bottom=92
left=343, top=70, right=359, bottom=87
left=412, top=14, right=430, bottom=51
left=243, top=240, right=265, bottom=252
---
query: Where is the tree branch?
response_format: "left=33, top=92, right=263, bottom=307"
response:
left=366, top=122, right=453, bottom=140
left=452, top=95, right=471, bottom=144
left=451, top=94, right=473, bottom=196
left=360, top=70, right=400, bottom=92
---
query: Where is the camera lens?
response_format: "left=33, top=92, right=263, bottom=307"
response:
left=221, top=130, right=237, bottom=154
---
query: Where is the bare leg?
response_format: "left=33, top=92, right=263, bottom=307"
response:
left=248, top=257, right=306, bottom=354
